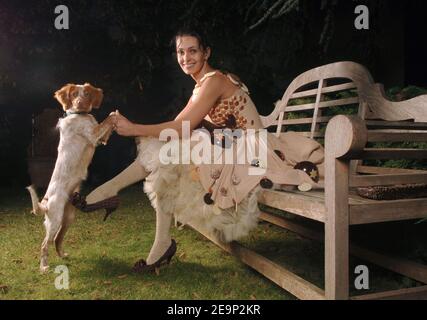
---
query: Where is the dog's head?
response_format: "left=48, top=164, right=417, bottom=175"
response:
left=54, top=83, right=103, bottom=112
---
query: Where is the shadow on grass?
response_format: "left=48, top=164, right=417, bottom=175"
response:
left=78, top=255, right=240, bottom=286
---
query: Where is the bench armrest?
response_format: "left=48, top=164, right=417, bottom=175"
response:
left=325, top=115, right=368, bottom=159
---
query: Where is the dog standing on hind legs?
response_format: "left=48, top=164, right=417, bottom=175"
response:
left=27, top=83, right=116, bottom=273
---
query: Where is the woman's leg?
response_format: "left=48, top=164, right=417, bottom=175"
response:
left=86, top=160, right=149, bottom=204
left=146, top=207, right=173, bottom=265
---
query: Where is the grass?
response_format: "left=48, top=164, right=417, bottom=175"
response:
left=1, top=185, right=427, bottom=300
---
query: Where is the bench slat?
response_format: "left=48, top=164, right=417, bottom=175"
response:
left=290, top=82, right=357, bottom=99
left=284, top=97, right=359, bottom=112
left=276, top=131, right=324, bottom=138
left=352, top=286, right=427, bottom=300
left=350, top=173, right=427, bottom=187
left=188, top=221, right=326, bottom=300
left=258, top=189, right=326, bottom=222
left=359, top=148, right=427, bottom=160
left=356, top=165, right=427, bottom=174
left=368, top=130, right=427, bottom=142
left=260, top=189, right=427, bottom=225
left=298, top=131, right=324, bottom=138
left=279, top=116, right=333, bottom=125
left=365, top=120, right=427, bottom=130
left=310, top=79, right=325, bottom=138
left=349, top=198, right=427, bottom=224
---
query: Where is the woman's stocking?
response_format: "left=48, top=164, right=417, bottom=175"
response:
left=146, top=207, right=173, bottom=265
left=86, top=160, right=149, bottom=204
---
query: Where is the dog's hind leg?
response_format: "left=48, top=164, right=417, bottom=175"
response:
left=40, top=199, right=65, bottom=273
left=55, top=202, right=76, bottom=258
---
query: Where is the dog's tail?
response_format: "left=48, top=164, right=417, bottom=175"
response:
left=26, top=185, right=47, bottom=216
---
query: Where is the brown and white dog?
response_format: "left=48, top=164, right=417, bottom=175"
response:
left=27, top=83, right=116, bottom=272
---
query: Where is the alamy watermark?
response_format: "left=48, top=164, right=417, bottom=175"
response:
left=354, top=265, right=369, bottom=290
left=54, top=265, right=69, bottom=290
left=54, top=4, right=369, bottom=31
left=54, top=5, right=69, bottom=30
left=157, top=121, right=268, bottom=175
left=354, top=5, right=369, bottom=30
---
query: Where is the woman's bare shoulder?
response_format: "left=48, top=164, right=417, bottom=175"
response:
left=202, top=70, right=228, bottom=82
left=200, top=71, right=229, bottom=89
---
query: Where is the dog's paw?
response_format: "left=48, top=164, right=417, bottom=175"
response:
left=58, top=252, right=69, bottom=259
left=40, top=265, right=50, bottom=273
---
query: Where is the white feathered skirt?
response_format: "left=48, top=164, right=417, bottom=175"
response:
left=136, top=137, right=260, bottom=243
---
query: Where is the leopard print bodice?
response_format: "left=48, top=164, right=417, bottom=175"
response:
left=192, top=71, right=263, bottom=130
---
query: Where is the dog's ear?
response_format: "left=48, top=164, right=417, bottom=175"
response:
left=85, top=83, right=103, bottom=109
left=54, top=84, right=75, bottom=111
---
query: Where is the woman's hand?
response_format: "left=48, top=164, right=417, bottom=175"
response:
left=112, top=111, right=137, bottom=136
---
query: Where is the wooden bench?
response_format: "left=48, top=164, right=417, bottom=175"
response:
left=191, top=61, right=427, bottom=300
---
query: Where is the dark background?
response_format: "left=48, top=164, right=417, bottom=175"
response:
left=0, top=0, right=426, bottom=188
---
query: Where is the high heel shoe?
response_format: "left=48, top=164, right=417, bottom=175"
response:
left=132, top=239, right=177, bottom=273
left=70, top=192, right=119, bottom=221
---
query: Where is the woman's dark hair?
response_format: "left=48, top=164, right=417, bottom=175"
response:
left=171, top=26, right=211, bottom=51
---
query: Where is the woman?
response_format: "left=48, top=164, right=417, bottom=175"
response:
left=73, top=28, right=324, bottom=273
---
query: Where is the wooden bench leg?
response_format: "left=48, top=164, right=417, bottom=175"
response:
left=325, top=157, right=350, bottom=300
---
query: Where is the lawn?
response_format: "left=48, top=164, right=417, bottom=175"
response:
left=1, top=185, right=426, bottom=300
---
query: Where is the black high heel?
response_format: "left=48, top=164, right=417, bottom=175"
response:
left=133, top=239, right=177, bottom=273
left=70, top=192, right=119, bottom=221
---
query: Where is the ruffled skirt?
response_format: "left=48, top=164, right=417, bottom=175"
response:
left=136, top=130, right=324, bottom=242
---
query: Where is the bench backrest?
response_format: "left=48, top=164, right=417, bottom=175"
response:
left=261, top=61, right=427, bottom=142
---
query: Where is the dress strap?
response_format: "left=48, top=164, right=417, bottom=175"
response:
left=199, top=71, right=218, bottom=84
left=192, top=70, right=249, bottom=99
left=197, top=71, right=248, bottom=91
left=225, top=73, right=250, bottom=94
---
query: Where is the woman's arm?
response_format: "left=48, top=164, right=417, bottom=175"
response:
left=114, top=75, right=226, bottom=137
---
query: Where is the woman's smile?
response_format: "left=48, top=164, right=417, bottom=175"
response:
left=183, top=62, right=196, bottom=69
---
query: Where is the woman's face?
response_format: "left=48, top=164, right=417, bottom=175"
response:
left=176, top=35, right=210, bottom=76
